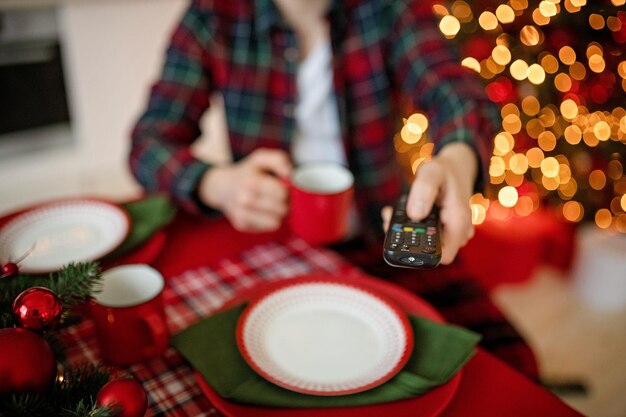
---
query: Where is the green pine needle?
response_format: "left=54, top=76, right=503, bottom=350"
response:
left=53, top=364, right=111, bottom=408
left=0, top=394, right=54, bottom=417
left=60, top=400, right=118, bottom=417
left=0, top=365, right=114, bottom=417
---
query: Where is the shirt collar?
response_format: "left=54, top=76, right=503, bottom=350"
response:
left=254, top=0, right=352, bottom=37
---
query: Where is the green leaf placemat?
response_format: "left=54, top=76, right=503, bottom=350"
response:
left=171, top=304, right=480, bottom=408
left=109, top=194, right=177, bottom=258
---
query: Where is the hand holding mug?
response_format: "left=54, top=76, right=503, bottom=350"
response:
left=198, top=149, right=292, bottom=232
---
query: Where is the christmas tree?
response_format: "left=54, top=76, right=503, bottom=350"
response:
left=400, top=0, right=626, bottom=232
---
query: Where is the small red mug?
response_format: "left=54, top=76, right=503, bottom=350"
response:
left=288, top=162, right=355, bottom=246
left=88, top=264, right=168, bottom=366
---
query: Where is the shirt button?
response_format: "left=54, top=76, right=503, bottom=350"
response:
left=282, top=103, right=294, bottom=117
left=283, top=47, right=298, bottom=62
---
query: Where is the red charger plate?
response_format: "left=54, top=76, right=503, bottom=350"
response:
left=193, top=272, right=462, bottom=417
left=236, top=278, right=415, bottom=396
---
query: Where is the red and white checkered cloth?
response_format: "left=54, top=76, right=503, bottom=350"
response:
left=61, top=238, right=357, bottom=417
left=61, top=231, right=541, bottom=416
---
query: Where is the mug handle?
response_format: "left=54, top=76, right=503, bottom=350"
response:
left=141, top=312, right=169, bottom=358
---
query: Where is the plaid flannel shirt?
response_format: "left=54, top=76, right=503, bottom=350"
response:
left=130, top=0, right=499, bottom=240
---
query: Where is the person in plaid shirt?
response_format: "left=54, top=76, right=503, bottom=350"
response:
left=130, top=0, right=539, bottom=378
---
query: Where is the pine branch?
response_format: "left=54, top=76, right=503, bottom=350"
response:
left=48, top=262, right=102, bottom=311
left=0, top=394, right=55, bottom=417
left=52, top=363, right=111, bottom=410
left=60, top=400, right=118, bottom=417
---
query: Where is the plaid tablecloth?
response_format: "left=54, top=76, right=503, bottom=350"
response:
left=61, top=237, right=359, bottom=416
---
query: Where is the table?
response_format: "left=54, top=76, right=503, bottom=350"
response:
left=59, top=212, right=584, bottom=417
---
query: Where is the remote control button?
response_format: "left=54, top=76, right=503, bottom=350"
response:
left=400, top=256, right=425, bottom=266
left=422, top=246, right=436, bottom=254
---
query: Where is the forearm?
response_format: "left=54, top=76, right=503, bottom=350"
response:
left=129, top=0, right=216, bottom=214
left=130, top=128, right=212, bottom=214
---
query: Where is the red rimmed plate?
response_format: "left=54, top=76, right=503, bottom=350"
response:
left=194, top=272, right=462, bottom=417
left=0, top=199, right=130, bottom=274
left=236, top=278, right=414, bottom=396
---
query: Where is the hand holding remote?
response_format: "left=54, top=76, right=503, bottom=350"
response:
left=383, top=194, right=442, bottom=268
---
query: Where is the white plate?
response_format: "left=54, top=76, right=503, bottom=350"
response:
left=236, top=279, right=414, bottom=396
left=0, top=199, right=130, bottom=274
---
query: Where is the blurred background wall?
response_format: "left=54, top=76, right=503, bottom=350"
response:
left=0, top=0, right=232, bottom=213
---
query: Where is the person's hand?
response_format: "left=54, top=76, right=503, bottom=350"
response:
left=382, top=143, right=478, bottom=265
left=198, top=148, right=292, bottom=232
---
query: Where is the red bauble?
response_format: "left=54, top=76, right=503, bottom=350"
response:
left=0, top=328, right=57, bottom=396
left=97, top=379, right=148, bottom=417
left=12, top=287, right=63, bottom=332
left=0, top=262, right=18, bottom=279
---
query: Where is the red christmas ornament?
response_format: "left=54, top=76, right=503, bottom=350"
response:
left=1, top=243, right=36, bottom=279
left=0, top=328, right=57, bottom=396
left=0, top=262, right=18, bottom=279
left=97, top=379, right=148, bottom=417
left=12, top=287, right=63, bottom=332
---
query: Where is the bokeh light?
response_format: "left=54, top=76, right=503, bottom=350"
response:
left=492, top=45, right=512, bottom=66
left=509, top=153, right=529, bottom=175
left=539, top=1, right=557, bottom=17
left=560, top=99, right=579, bottom=119
left=496, top=5, right=516, bottom=24
left=521, top=25, right=541, bottom=46
left=462, top=57, right=481, bottom=72
left=595, top=209, right=612, bottom=229
left=498, top=186, right=519, bottom=207
left=563, top=201, right=584, bottom=222
left=407, top=113, right=429, bottom=134
left=479, top=11, right=499, bottom=30
left=541, top=157, right=560, bottom=178
left=589, top=169, right=607, bottom=190
left=559, top=46, right=576, bottom=65
left=527, top=64, right=546, bottom=84
left=510, top=59, right=530, bottom=80
left=527, top=147, right=545, bottom=168
left=588, top=14, right=605, bottom=30
left=440, top=15, right=462, bottom=38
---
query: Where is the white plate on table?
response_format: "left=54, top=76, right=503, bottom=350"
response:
left=0, top=199, right=130, bottom=274
left=236, top=278, right=414, bottom=396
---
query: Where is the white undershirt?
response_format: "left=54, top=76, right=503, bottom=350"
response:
left=291, top=41, right=359, bottom=238
left=291, top=41, right=346, bottom=166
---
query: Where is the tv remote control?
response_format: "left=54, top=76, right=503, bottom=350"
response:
left=383, top=194, right=442, bottom=268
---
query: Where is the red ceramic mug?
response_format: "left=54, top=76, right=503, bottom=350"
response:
left=88, top=264, right=168, bottom=366
left=288, top=162, right=355, bottom=246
